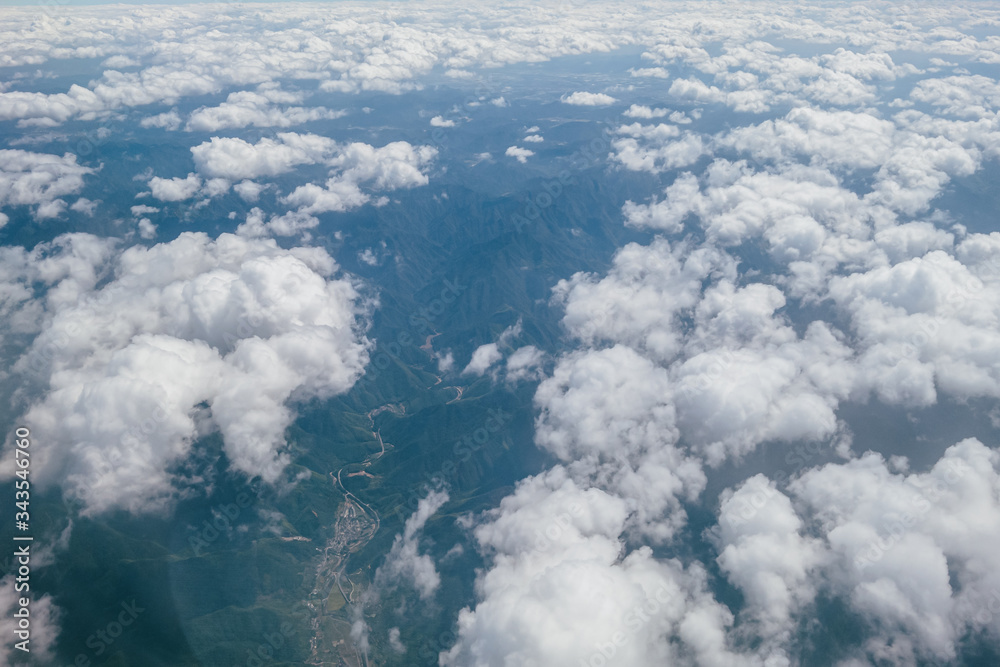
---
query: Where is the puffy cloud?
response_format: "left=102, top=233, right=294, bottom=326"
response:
left=505, top=146, right=534, bottom=163
left=324, top=141, right=436, bottom=190
left=612, top=124, right=704, bottom=173
left=505, top=345, right=545, bottom=383
left=186, top=94, right=344, bottom=132
left=559, top=202, right=860, bottom=459
left=561, top=91, right=618, bottom=106
left=190, top=133, right=338, bottom=181
left=36, top=199, right=68, bottom=219
left=803, top=70, right=877, bottom=107
left=183, top=133, right=435, bottom=225
left=430, top=115, right=456, bottom=127
left=788, top=439, right=1000, bottom=663
left=669, top=77, right=728, bottom=104
left=868, top=131, right=980, bottom=215
left=669, top=77, right=772, bottom=113
left=873, top=221, right=954, bottom=264
left=279, top=180, right=360, bottom=216
left=698, top=438, right=1000, bottom=664
left=147, top=173, right=202, bottom=202
left=0, top=233, right=117, bottom=352
left=237, top=208, right=319, bottom=239
left=451, top=148, right=996, bottom=665
left=191, top=133, right=432, bottom=188
left=0, top=85, right=107, bottom=125
left=462, top=343, right=501, bottom=376
left=623, top=104, right=670, bottom=118
left=130, top=204, right=160, bottom=216
left=1, top=232, right=371, bottom=515
left=440, top=7, right=1000, bottom=667
left=602, top=268, right=853, bottom=465
left=553, top=239, right=730, bottom=362
left=713, top=476, right=824, bottom=653
left=441, top=468, right=750, bottom=667
left=376, top=490, right=449, bottom=600
left=820, top=48, right=902, bottom=82
left=388, top=627, right=405, bottom=653
left=621, top=173, right=699, bottom=234
left=719, top=104, right=992, bottom=219
left=482, top=200, right=1000, bottom=667
left=629, top=66, right=670, bottom=78
left=532, top=345, right=707, bottom=543
left=69, top=197, right=98, bottom=216
left=522, top=134, right=544, bottom=142
left=185, top=84, right=344, bottom=132
left=669, top=110, right=693, bottom=124
left=458, top=230, right=999, bottom=663
left=140, top=110, right=182, bottom=130
left=828, top=247, right=1000, bottom=406
left=615, top=123, right=680, bottom=140
left=534, top=346, right=678, bottom=463
left=910, top=74, right=1000, bottom=118
left=137, top=218, right=157, bottom=239
left=436, top=350, right=455, bottom=373
left=719, top=107, right=897, bottom=170
left=281, top=141, right=436, bottom=216
left=618, top=160, right=888, bottom=301
left=1, top=18, right=390, bottom=125
left=0, top=149, right=94, bottom=220
left=462, top=320, right=524, bottom=378
left=233, top=180, right=266, bottom=202
left=674, top=328, right=853, bottom=464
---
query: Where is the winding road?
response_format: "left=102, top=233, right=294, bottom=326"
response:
left=309, top=410, right=397, bottom=667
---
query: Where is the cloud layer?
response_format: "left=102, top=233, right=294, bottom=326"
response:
left=3, top=2, right=1000, bottom=665
left=429, top=3, right=1000, bottom=666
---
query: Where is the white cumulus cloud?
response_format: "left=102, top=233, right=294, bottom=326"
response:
left=561, top=91, right=618, bottom=106
left=1, top=232, right=372, bottom=515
